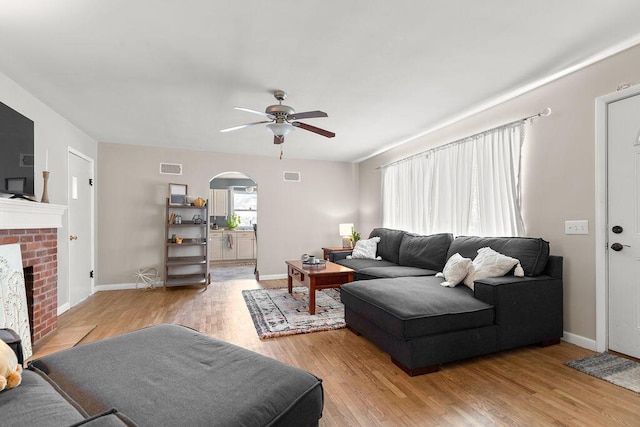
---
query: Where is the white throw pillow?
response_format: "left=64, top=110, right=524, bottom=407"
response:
left=437, top=253, right=473, bottom=287
left=347, top=236, right=382, bottom=260
left=463, top=247, right=524, bottom=290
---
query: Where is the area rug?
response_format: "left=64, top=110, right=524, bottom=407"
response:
left=565, top=352, right=640, bottom=393
left=242, top=286, right=345, bottom=338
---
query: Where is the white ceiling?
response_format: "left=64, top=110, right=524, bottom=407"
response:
left=1, top=1, right=640, bottom=162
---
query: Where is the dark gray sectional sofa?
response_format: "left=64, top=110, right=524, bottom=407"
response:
left=335, top=228, right=563, bottom=376
left=2, top=324, right=324, bottom=426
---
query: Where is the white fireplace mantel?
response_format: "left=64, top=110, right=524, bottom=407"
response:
left=0, top=198, right=67, bottom=229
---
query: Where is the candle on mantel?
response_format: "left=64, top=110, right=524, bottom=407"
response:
left=45, top=150, right=49, bottom=171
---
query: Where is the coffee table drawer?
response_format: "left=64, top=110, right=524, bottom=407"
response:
left=289, top=265, right=305, bottom=283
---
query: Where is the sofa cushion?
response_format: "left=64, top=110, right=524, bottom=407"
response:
left=30, top=324, right=324, bottom=427
left=463, top=247, right=522, bottom=290
left=349, top=236, right=381, bottom=259
left=340, top=276, right=494, bottom=340
left=447, top=236, right=549, bottom=277
left=1, top=369, right=86, bottom=427
left=70, top=409, right=136, bottom=426
left=358, top=265, right=438, bottom=279
left=369, top=228, right=406, bottom=264
left=336, top=258, right=398, bottom=271
left=398, top=232, right=453, bottom=271
left=438, top=253, right=473, bottom=287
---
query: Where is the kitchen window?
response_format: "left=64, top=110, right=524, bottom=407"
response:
left=232, top=187, right=257, bottom=228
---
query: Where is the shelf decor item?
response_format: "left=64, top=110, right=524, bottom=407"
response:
left=168, top=183, right=188, bottom=206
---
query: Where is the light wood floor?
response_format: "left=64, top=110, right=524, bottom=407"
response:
left=34, top=278, right=640, bottom=426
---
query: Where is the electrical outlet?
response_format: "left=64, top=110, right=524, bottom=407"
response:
left=565, top=220, right=589, bottom=235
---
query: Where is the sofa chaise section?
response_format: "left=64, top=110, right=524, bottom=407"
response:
left=340, top=231, right=563, bottom=376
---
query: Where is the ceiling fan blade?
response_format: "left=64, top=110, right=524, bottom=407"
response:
left=288, top=110, right=328, bottom=120
left=292, top=121, right=336, bottom=138
left=274, top=135, right=285, bottom=145
left=234, top=106, right=274, bottom=119
left=220, top=121, right=271, bottom=133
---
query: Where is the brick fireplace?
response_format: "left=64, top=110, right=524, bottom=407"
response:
left=0, top=198, right=66, bottom=344
left=0, top=228, right=58, bottom=343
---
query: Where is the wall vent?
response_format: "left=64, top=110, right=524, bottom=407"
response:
left=283, top=171, right=301, bottom=182
left=160, top=163, right=182, bottom=175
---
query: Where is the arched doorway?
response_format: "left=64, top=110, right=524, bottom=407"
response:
left=209, top=172, right=258, bottom=281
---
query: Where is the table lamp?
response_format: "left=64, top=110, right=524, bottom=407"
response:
left=339, top=223, right=354, bottom=248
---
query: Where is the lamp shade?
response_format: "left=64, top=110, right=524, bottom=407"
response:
left=339, top=223, right=354, bottom=236
left=266, top=122, right=295, bottom=137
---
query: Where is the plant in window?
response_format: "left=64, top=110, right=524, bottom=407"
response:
left=226, top=213, right=241, bottom=229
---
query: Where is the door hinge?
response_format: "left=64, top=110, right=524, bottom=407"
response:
left=89, top=178, right=94, bottom=186
left=89, top=270, right=94, bottom=278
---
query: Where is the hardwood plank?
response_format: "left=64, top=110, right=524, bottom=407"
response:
left=39, top=279, right=640, bottom=426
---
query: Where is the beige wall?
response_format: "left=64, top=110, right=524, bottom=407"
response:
left=97, top=142, right=359, bottom=285
left=358, top=44, right=640, bottom=343
left=0, top=71, right=98, bottom=311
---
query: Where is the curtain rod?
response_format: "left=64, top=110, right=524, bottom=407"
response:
left=376, top=107, right=552, bottom=170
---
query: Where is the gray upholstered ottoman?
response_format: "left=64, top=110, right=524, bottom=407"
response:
left=30, top=324, right=323, bottom=426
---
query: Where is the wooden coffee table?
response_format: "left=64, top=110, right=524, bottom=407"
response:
left=285, top=260, right=355, bottom=314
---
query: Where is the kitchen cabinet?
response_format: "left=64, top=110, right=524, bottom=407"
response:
left=209, top=229, right=256, bottom=261
left=236, top=231, right=256, bottom=260
left=164, top=199, right=209, bottom=288
left=209, top=233, right=222, bottom=261
left=222, top=232, right=237, bottom=260
left=210, top=189, right=228, bottom=216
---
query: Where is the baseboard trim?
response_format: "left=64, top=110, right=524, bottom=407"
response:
left=57, top=303, right=70, bottom=316
left=258, top=273, right=288, bottom=281
left=94, top=282, right=141, bottom=292
left=562, top=331, right=596, bottom=351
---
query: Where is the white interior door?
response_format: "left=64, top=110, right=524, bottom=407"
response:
left=68, top=151, right=93, bottom=306
left=607, top=92, right=640, bottom=358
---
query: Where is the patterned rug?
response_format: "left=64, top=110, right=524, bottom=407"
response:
left=565, top=352, right=640, bottom=393
left=242, top=286, right=345, bottom=339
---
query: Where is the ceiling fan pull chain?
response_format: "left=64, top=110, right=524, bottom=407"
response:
left=280, top=145, right=283, bottom=160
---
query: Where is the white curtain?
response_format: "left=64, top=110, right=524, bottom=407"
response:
left=382, top=121, right=525, bottom=237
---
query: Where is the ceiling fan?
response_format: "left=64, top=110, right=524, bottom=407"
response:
left=220, top=90, right=336, bottom=145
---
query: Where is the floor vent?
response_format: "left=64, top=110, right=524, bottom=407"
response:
left=283, top=171, right=301, bottom=182
left=160, top=163, right=182, bottom=175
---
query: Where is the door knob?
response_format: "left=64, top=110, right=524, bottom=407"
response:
left=612, top=225, right=623, bottom=234
left=611, top=242, right=630, bottom=251
left=69, top=235, right=78, bottom=241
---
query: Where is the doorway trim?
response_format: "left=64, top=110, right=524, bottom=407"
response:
left=210, top=171, right=259, bottom=277
left=595, top=83, right=640, bottom=353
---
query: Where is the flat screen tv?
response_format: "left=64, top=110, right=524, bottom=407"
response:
left=0, top=101, right=34, bottom=198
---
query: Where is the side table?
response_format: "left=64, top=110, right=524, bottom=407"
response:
left=322, top=246, right=353, bottom=261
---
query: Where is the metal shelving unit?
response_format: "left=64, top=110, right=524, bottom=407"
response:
left=163, top=199, right=210, bottom=289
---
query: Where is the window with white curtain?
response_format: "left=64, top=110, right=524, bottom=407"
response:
left=381, top=121, right=525, bottom=237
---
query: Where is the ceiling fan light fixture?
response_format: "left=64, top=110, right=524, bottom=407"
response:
left=266, top=122, right=295, bottom=137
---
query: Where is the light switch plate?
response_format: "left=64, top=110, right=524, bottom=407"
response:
left=565, top=220, right=589, bottom=235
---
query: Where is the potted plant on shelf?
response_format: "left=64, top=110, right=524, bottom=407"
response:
left=226, top=213, right=241, bottom=229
